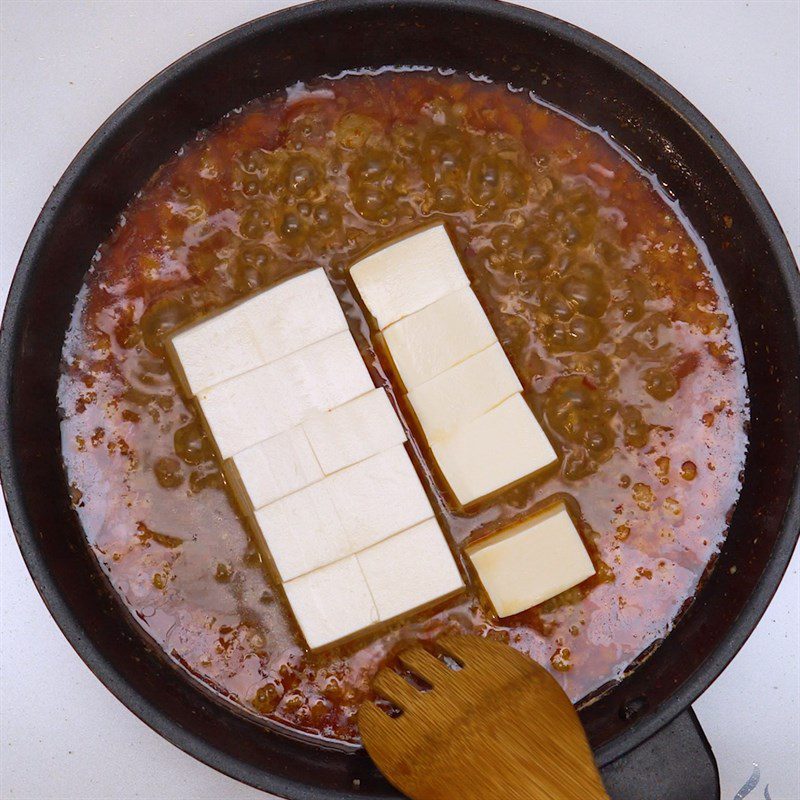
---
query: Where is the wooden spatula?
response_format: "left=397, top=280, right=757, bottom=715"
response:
left=359, top=635, right=609, bottom=800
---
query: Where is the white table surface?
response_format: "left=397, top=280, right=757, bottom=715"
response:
left=1, top=1, right=798, bottom=798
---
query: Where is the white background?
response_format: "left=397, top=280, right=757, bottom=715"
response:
left=1, top=1, right=798, bottom=798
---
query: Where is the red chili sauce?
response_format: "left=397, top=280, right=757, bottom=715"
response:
left=59, top=71, right=748, bottom=743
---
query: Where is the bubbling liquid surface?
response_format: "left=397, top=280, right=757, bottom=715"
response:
left=60, top=70, right=748, bottom=742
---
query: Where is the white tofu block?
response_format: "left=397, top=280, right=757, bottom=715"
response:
left=431, top=394, right=557, bottom=506
left=466, top=502, right=595, bottom=617
left=327, top=446, right=434, bottom=552
left=382, top=287, right=497, bottom=389
left=198, top=364, right=281, bottom=458
left=357, top=519, right=464, bottom=621
left=350, top=225, right=469, bottom=329
left=170, top=268, right=346, bottom=395
left=253, top=481, right=351, bottom=581
left=227, top=427, right=322, bottom=511
left=408, top=343, right=522, bottom=442
left=169, top=309, right=263, bottom=396
left=283, top=556, right=379, bottom=650
left=199, top=330, right=374, bottom=458
left=241, top=268, right=348, bottom=365
left=302, top=388, right=407, bottom=475
left=283, top=330, right=375, bottom=419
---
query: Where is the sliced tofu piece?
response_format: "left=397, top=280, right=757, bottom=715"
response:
left=283, top=556, right=380, bottom=650
left=302, top=388, right=407, bottom=475
left=226, top=427, right=322, bottom=512
left=197, top=363, right=280, bottom=458
left=466, top=501, right=595, bottom=617
left=382, top=287, right=497, bottom=389
left=357, top=518, right=464, bottom=621
left=284, top=330, right=375, bottom=417
left=253, top=481, right=351, bottom=581
left=241, top=268, right=348, bottom=365
left=407, top=343, right=522, bottom=442
left=327, top=445, right=434, bottom=552
left=168, top=307, right=263, bottom=397
left=431, top=394, right=557, bottom=506
left=350, top=225, right=469, bottom=329
left=283, top=331, right=375, bottom=416
left=198, top=330, right=373, bottom=458
left=169, top=268, right=346, bottom=395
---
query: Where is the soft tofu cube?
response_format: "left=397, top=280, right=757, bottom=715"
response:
left=197, top=364, right=282, bottom=458
left=327, top=445, right=434, bottom=552
left=253, top=481, right=351, bottom=581
left=169, top=268, right=346, bottom=395
left=302, top=388, right=407, bottom=475
left=283, top=330, right=375, bottom=418
left=199, top=330, right=374, bottom=458
left=283, top=556, right=379, bottom=650
left=226, top=427, right=322, bottom=512
left=241, top=268, right=347, bottom=365
left=357, top=518, right=464, bottom=621
left=466, top=501, right=595, bottom=617
left=350, top=225, right=469, bottom=329
left=381, top=287, right=497, bottom=389
left=407, top=343, right=522, bottom=442
left=168, top=307, right=264, bottom=397
left=431, top=394, right=557, bottom=506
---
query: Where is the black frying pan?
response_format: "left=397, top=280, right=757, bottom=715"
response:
left=1, top=2, right=798, bottom=798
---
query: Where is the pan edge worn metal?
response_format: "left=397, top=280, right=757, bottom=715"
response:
left=1, top=1, right=798, bottom=798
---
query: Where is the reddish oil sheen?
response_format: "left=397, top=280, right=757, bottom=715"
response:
left=59, top=72, right=748, bottom=743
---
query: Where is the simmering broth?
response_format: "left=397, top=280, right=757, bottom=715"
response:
left=60, top=70, right=748, bottom=743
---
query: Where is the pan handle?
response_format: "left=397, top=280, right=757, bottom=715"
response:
left=600, top=708, right=720, bottom=800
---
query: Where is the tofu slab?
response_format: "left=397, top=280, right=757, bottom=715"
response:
left=197, top=364, right=277, bottom=459
left=168, top=308, right=264, bottom=397
left=467, top=501, right=595, bottom=617
left=169, top=268, right=346, bottom=395
left=242, top=268, right=348, bottom=365
left=431, top=394, right=557, bottom=506
left=253, top=482, right=351, bottom=581
left=283, top=556, right=379, bottom=650
left=302, top=388, right=406, bottom=475
left=198, top=330, right=373, bottom=458
left=382, top=287, right=497, bottom=389
left=282, top=330, right=375, bottom=419
left=407, top=342, right=522, bottom=442
left=357, top=518, right=464, bottom=621
left=350, top=225, right=469, bottom=329
left=327, top=445, right=434, bottom=552
left=226, top=427, right=322, bottom=511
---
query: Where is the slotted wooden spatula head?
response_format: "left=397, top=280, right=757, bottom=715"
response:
left=359, top=635, right=609, bottom=800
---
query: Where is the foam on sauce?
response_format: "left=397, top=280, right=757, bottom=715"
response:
left=59, top=70, right=748, bottom=743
